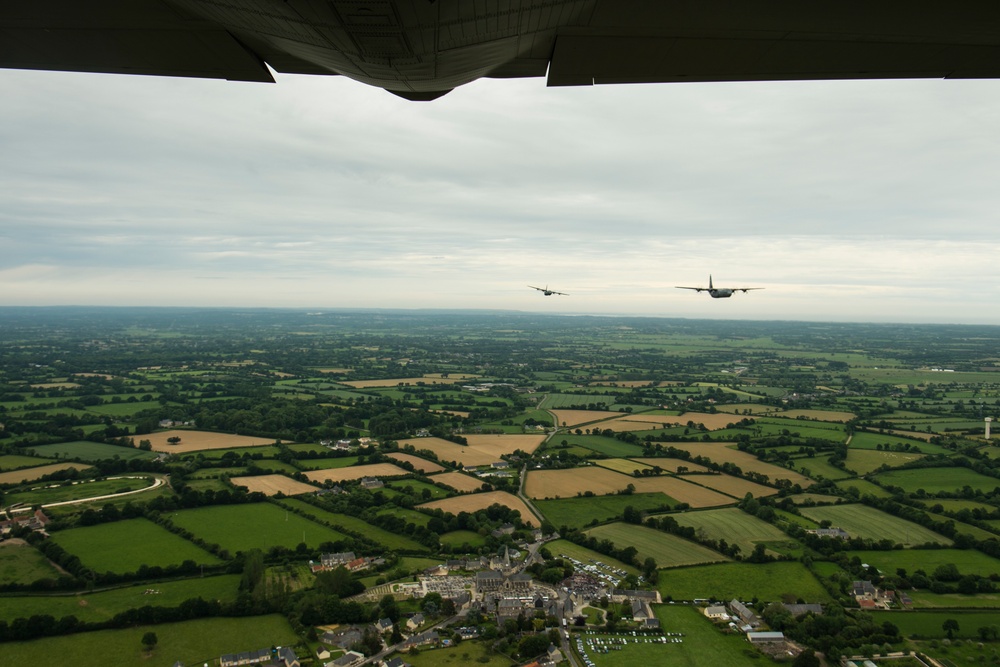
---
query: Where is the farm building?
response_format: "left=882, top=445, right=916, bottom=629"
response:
left=747, top=632, right=785, bottom=643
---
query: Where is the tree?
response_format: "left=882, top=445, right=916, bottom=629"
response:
left=518, top=634, right=549, bottom=658
left=166, top=436, right=182, bottom=445
left=141, top=631, right=158, bottom=652
left=792, top=648, right=820, bottom=667
left=943, top=618, right=960, bottom=639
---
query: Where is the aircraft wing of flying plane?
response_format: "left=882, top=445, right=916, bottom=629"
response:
left=529, top=285, right=568, bottom=296
left=3, top=1, right=1000, bottom=100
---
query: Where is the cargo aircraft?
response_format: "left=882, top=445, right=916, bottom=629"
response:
left=676, top=276, right=763, bottom=299
left=529, top=285, right=568, bottom=297
left=3, top=1, right=1000, bottom=101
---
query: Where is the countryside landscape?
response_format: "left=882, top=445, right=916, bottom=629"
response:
left=2, top=307, right=1000, bottom=667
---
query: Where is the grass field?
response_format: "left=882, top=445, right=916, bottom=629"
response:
left=652, top=442, right=811, bottom=486
left=835, top=478, right=894, bottom=498
left=168, top=503, right=350, bottom=555
left=878, top=610, right=1000, bottom=639
left=594, top=458, right=652, bottom=475
left=387, top=452, right=446, bottom=473
left=670, top=508, right=798, bottom=557
left=4, top=475, right=159, bottom=507
left=439, top=530, right=487, bottom=549
left=291, top=455, right=358, bottom=470
left=0, top=574, right=241, bottom=623
left=376, top=506, right=432, bottom=528
left=874, top=467, right=1000, bottom=495
left=657, top=561, right=832, bottom=602
left=798, top=504, right=952, bottom=546
left=195, top=445, right=282, bottom=460
left=386, top=479, right=450, bottom=500
left=0, top=540, right=63, bottom=586
left=797, top=456, right=854, bottom=481
left=535, top=493, right=675, bottom=531
left=276, top=498, right=428, bottom=552
left=51, top=518, right=223, bottom=573
left=28, top=441, right=158, bottom=462
left=558, top=434, right=646, bottom=458
left=846, top=549, right=1000, bottom=579
left=844, top=449, right=924, bottom=475
left=391, top=639, right=516, bottom=667
left=907, top=590, right=1000, bottom=608
left=0, top=454, right=56, bottom=470
left=849, top=431, right=949, bottom=454
left=545, top=539, right=639, bottom=576
left=0, top=614, right=300, bottom=667
left=584, top=523, right=727, bottom=568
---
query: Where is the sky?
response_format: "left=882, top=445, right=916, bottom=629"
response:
left=2, top=67, right=1000, bottom=324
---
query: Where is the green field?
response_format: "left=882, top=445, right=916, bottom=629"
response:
left=835, top=478, right=894, bottom=499
left=879, top=610, right=1000, bottom=639
left=4, top=476, right=158, bottom=507
left=392, top=639, right=516, bottom=667
left=291, top=456, right=360, bottom=471
left=0, top=614, right=300, bottom=667
left=0, top=574, right=240, bottom=623
left=670, top=507, right=799, bottom=557
left=376, top=506, right=433, bottom=528
left=439, top=530, right=488, bottom=550
left=51, top=519, right=223, bottom=573
left=387, top=479, right=450, bottom=500
left=0, top=454, right=55, bottom=470
left=584, top=523, right=727, bottom=569
left=874, top=467, right=1000, bottom=495
left=846, top=549, right=1000, bottom=579
left=275, top=498, right=429, bottom=552
left=907, top=590, right=1000, bottom=608
left=545, top=539, right=639, bottom=576
left=535, top=493, right=675, bottom=531
left=849, top=431, right=949, bottom=454
left=0, top=541, right=63, bottom=586
left=798, top=504, right=952, bottom=546
left=168, top=503, right=350, bottom=556
left=29, top=441, right=157, bottom=462
left=559, top=435, right=645, bottom=458
left=796, top=456, right=853, bottom=481
left=197, top=445, right=281, bottom=460
left=657, top=561, right=832, bottom=602
left=844, top=449, right=924, bottom=475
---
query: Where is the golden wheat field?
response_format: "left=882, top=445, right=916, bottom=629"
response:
left=427, top=471, right=487, bottom=493
left=303, top=463, right=410, bottom=484
left=630, top=458, right=710, bottom=473
left=0, top=463, right=92, bottom=486
left=524, top=467, right=732, bottom=507
left=230, top=474, right=319, bottom=496
left=398, top=434, right=543, bottom=467
left=418, top=491, right=537, bottom=526
left=593, top=459, right=653, bottom=474
left=662, top=442, right=811, bottom=485
left=549, top=410, right=624, bottom=428
left=147, top=430, right=280, bottom=454
left=387, top=453, right=446, bottom=474
left=681, top=473, right=778, bottom=499
left=602, top=415, right=683, bottom=431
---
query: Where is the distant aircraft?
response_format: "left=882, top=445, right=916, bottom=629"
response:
left=529, top=285, right=568, bottom=297
left=675, top=276, right=763, bottom=299
left=4, top=2, right=1000, bottom=100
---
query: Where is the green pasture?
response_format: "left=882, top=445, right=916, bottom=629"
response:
left=387, top=479, right=450, bottom=500
left=5, top=476, right=158, bottom=507
left=907, top=589, right=1000, bottom=608
left=294, top=456, right=360, bottom=471
left=798, top=504, right=952, bottom=546
left=670, top=507, right=799, bottom=557
left=755, top=418, right=847, bottom=442
left=657, top=561, right=832, bottom=603
left=88, top=400, right=162, bottom=416
left=874, top=467, right=1000, bottom=495
left=29, top=441, right=157, bottom=462
left=535, top=493, right=675, bottom=531
left=51, top=518, right=222, bottom=573
left=187, top=467, right=246, bottom=479
left=0, top=574, right=240, bottom=623
left=796, top=456, right=853, bottom=481
left=773, top=508, right=819, bottom=529
left=439, top=530, right=487, bottom=549
left=540, top=394, right=618, bottom=410
left=168, top=503, right=349, bottom=556
left=847, top=549, right=1000, bottom=579
left=545, top=539, right=639, bottom=576
left=0, top=454, right=55, bottom=470
left=184, top=478, right=231, bottom=492
left=559, top=435, right=645, bottom=458
left=0, top=613, right=300, bottom=667
left=197, top=445, right=281, bottom=460
left=848, top=431, right=947, bottom=454
left=844, top=449, right=924, bottom=475
left=835, top=478, right=894, bottom=499
left=285, top=443, right=329, bottom=454
left=920, top=499, right=1000, bottom=514
left=922, top=512, right=997, bottom=541
left=394, top=639, right=516, bottom=667
left=376, top=506, right=433, bottom=528
left=275, top=498, right=428, bottom=552
left=879, top=609, right=1000, bottom=639
left=0, top=541, right=63, bottom=586
left=584, top=523, right=727, bottom=569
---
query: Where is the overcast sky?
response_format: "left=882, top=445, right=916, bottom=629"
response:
left=2, top=67, right=999, bottom=324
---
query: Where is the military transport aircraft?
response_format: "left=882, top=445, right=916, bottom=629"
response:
left=3, top=1, right=1000, bottom=101
left=529, top=285, right=568, bottom=297
left=676, top=276, right=763, bottom=299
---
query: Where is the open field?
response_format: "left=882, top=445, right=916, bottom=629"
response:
left=146, top=429, right=279, bottom=454
left=907, top=590, right=1000, bottom=608
left=559, top=435, right=645, bottom=458
left=535, top=493, right=676, bottom=531
left=4, top=475, right=159, bottom=507
left=628, top=458, right=709, bottom=473
left=28, top=441, right=158, bottom=462
left=835, top=478, right=894, bottom=498
left=873, top=467, right=1000, bottom=495
left=657, top=561, right=833, bottom=603
left=0, top=574, right=241, bottom=623
left=51, top=518, right=223, bottom=573
left=585, top=523, right=728, bottom=568
left=594, top=458, right=652, bottom=475
left=602, top=414, right=684, bottom=431
left=879, top=610, right=1000, bottom=639
left=418, top=491, right=537, bottom=526
left=670, top=412, right=744, bottom=430
left=774, top=409, right=856, bottom=422
left=169, top=503, right=350, bottom=555
left=427, top=471, right=486, bottom=493
left=658, top=442, right=811, bottom=486
left=0, top=454, right=55, bottom=470
left=439, top=530, right=487, bottom=549
left=849, top=430, right=947, bottom=453
left=0, top=540, right=63, bottom=586
left=398, top=435, right=542, bottom=467
left=845, top=549, right=1000, bottom=579
left=681, top=474, right=777, bottom=500
left=387, top=452, right=445, bottom=473
left=545, top=539, right=639, bottom=575
left=302, top=463, right=410, bottom=484
left=390, top=639, right=516, bottom=667
left=0, top=614, right=300, bottom=667
left=798, top=504, right=952, bottom=546
left=276, top=498, right=428, bottom=551
left=670, top=508, right=797, bottom=556
left=525, top=467, right=735, bottom=508
left=386, top=479, right=450, bottom=500
left=294, top=456, right=359, bottom=471
left=797, top=456, right=853, bottom=481
left=229, top=474, right=319, bottom=496
left=377, top=506, right=432, bottom=528
left=342, top=376, right=473, bottom=388
left=843, top=449, right=924, bottom=475
left=0, top=462, right=92, bottom=485
left=550, top=410, right=624, bottom=427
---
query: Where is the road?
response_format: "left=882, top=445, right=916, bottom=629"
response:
left=6, top=475, right=166, bottom=513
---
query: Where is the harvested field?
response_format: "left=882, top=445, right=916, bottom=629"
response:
left=303, top=463, right=410, bottom=484
left=387, top=453, right=446, bottom=474
left=397, top=434, right=543, bottom=467
left=684, top=474, right=777, bottom=499
left=602, top=415, right=684, bottom=431
left=463, top=433, right=544, bottom=454
left=609, top=412, right=684, bottom=424
left=594, top=459, right=652, bottom=475
left=672, top=412, right=745, bottom=430
left=658, top=442, right=811, bottom=486
left=715, top=404, right=780, bottom=415
left=427, top=471, right=486, bottom=493
left=630, top=476, right=737, bottom=507
left=524, top=467, right=733, bottom=508
left=883, top=429, right=936, bottom=441
left=430, top=409, right=471, bottom=418
left=549, top=410, right=624, bottom=428
left=147, top=430, right=279, bottom=454
left=0, top=463, right=91, bottom=485
left=229, top=474, right=319, bottom=496
left=418, top=491, right=537, bottom=526
left=342, top=376, right=473, bottom=388
left=775, top=409, right=856, bottom=422
left=630, top=458, right=709, bottom=473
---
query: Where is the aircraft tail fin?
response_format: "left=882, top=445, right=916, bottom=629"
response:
left=709, top=275, right=713, bottom=289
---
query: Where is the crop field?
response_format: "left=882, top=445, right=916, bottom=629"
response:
left=843, top=449, right=924, bottom=475
left=397, top=435, right=541, bottom=467
left=922, top=499, right=998, bottom=513
left=788, top=493, right=841, bottom=505
left=0, top=614, right=300, bottom=667
left=879, top=610, right=1000, bottom=639
left=670, top=508, right=796, bottom=556
left=525, top=467, right=735, bottom=508
left=0, top=540, right=63, bottom=586
left=630, top=458, right=709, bottom=473
left=463, top=433, right=545, bottom=454
left=0, top=454, right=55, bottom=470
left=848, top=431, right=946, bottom=453
left=387, top=452, right=445, bottom=473
left=585, top=523, right=728, bottom=568
left=28, top=440, right=158, bottom=462
left=168, top=503, right=350, bottom=555
left=377, top=506, right=432, bottom=527
left=798, top=504, right=952, bottom=546
left=716, top=403, right=781, bottom=415
left=277, top=498, right=428, bottom=551
left=681, top=473, right=777, bottom=500
left=797, top=456, right=853, bottom=481
left=439, top=530, right=487, bottom=549
left=922, top=512, right=997, bottom=541
left=302, top=463, right=410, bottom=484
left=545, top=539, right=639, bottom=576
left=51, top=518, right=223, bottom=572
left=146, top=430, right=280, bottom=454
left=656, top=561, right=833, bottom=603
left=845, top=549, right=1000, bottom=579
left=835, top=478, right=893, bottom=498
left=535, top=493, right=675, bottom=531
left=874, top=467, right=1000, bottom=495
left=418, top=491, right=537, bottom=526
left=549, top=409, right=624, bottom=427
left=602, top=415, right=685, bottom=432
left=653, top=442, right=811, bottom=486
left=229, top=474, right=319, bottom=496
left=0, top=574, right=241, bottom=623
left=342, top=376, right=471, bottom=388
left=774, top=409, right=856, bottom=422
left=294, top=456, right=359, bottom=470
left=561, top=435, right=645, bottom=458
left=386, top=479, right=450, bottom=500
left=426, top=471, right=486, bottom=493
left=594, top=458, right=652, bottom=475
left=0, top=462, right=92, bottom=485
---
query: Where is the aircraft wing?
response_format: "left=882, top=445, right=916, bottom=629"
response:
left=675, top=286, right=707, bottom=292
left=4, top=1, right=1000, bottom=98
left=736, top=288, right=765, bottom=292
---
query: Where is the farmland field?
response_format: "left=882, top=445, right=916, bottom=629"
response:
left=849, top=431, right=946, bottom=453
left=51, top=518, right=223, bottom=573
left=680, top=473, right=777, bottom=500
left=277, top=498, right=428, bottom=552
left=843, top=448, right=924, bottom=475
left=775, top=409, right=856, bottom=422
left=386, top=479, right=450, bottom=499
left=4, top=475, right=159, bottom=507
left=28, top=441, right=158, bottom=462
left=873, top=467, right=1000, bottom=495
left=835, top=478, right=894, bottom=498
left=656, top=561, right=832, bottom=603
left=654, top=442, right=811, bottom=485
left=439, top=530, right=487, bottom=549
left=535, top=493, right=675, bottom=531
left=670, top=507, right=796, bottom=556
left=376, top=506, right=433, bottom=528
left=878, top=610, right=1000, bottom=639
left=427, top=471, right=486, bottom=493
left=418, top=491, right=538, bottom=526
left=146, top=430, right=280, bottom=454
left=302, top=463, right=410, bottom=484
left=392, top=639, right=516, bottom=667
left=0, top=454, right=55, bottom=470
left=549, top=410, right=624, bottom=427
left=797, top=456, right=853, bottom=481
left=584, top=523, right=728, bottom=568
left=545, top=539, right=639, bottom=576
left=630, top=458, right=709, bottom=473
left=525, top=467, right=735, bottom=508
left=397, top=435, right=540, bottom=467
left=845, top=549, right=1000, bottom=579
left=387, top=452, right=446, bottom=473
left=293, top=456, right=358, bottom=470
left=594, top=458, right=652, bottom=475
left=0, top=462, right=92, bottom=485
left=798, top=504, right=952, bottom=546
left=561, top=435, right=645, bottom=458
left=229, top=474, right=319, bottom=496
left=0, top=540, right=63, bottom=586
left=168, top=503, right=350, bottom=555
left=342, top=376, right=471, bottom=388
